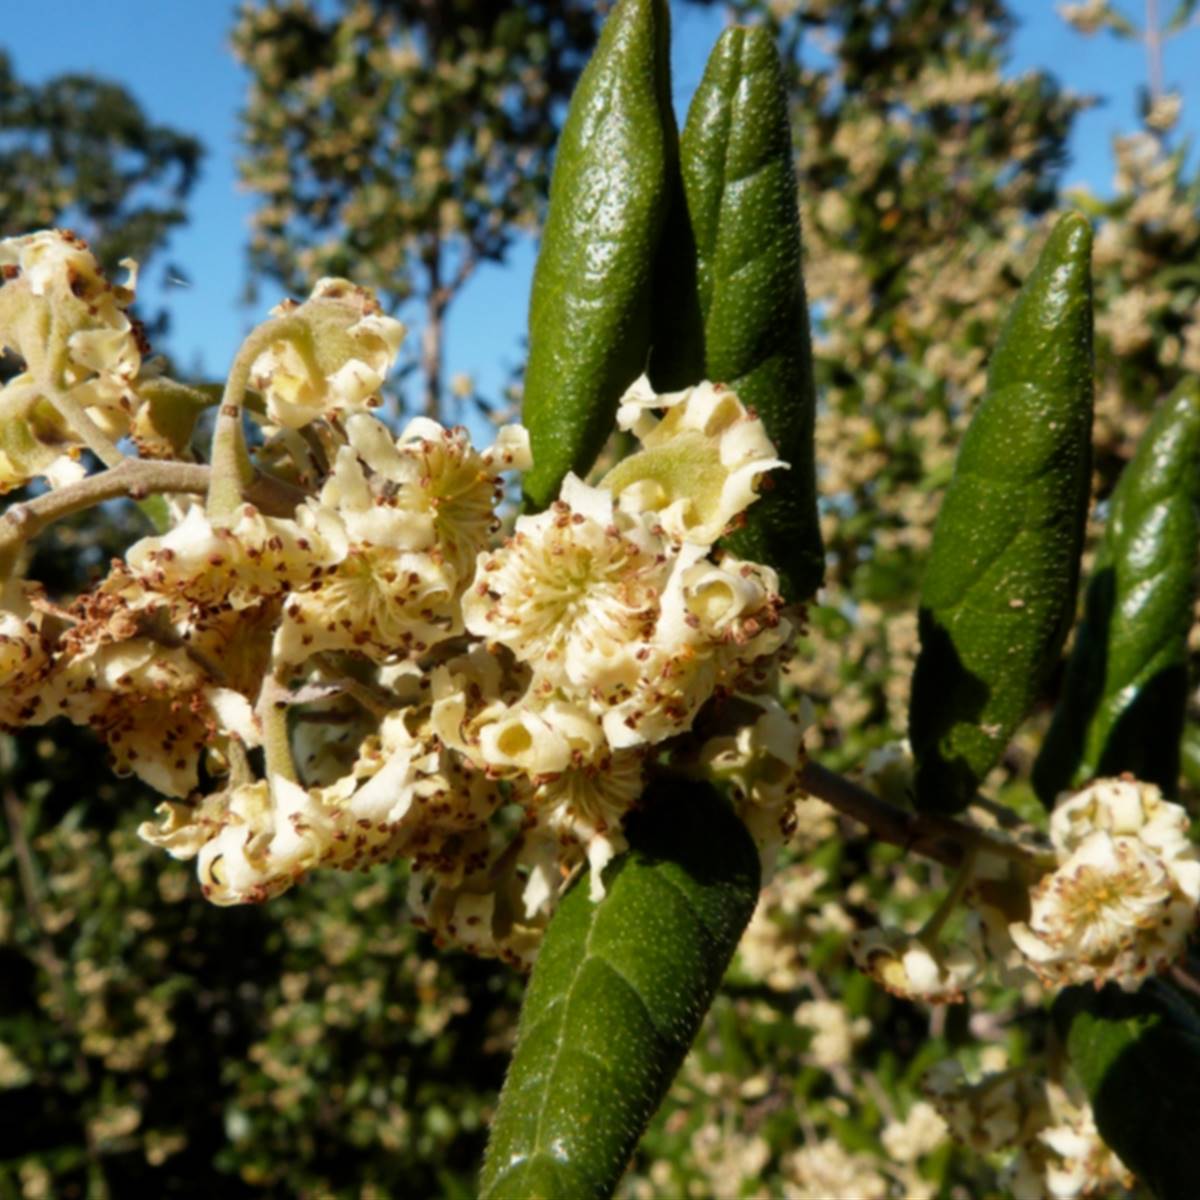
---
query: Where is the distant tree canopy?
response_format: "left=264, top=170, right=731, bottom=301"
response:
left=233, top=0, right=603, bottom=416
left=0, top=50, right=202, bottom=276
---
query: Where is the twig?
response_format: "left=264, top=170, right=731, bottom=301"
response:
left=0, top=457, right=306, bottom=570
left=46, top=386, right=126, bottom=469
left=796, top=760, right=1042, bottom=870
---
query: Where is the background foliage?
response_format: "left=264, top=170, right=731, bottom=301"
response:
left=2, top=0, right=1199, bottom=1196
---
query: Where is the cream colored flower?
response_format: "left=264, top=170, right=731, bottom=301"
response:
left=1009, top=777, right=1200, bottom=991
left=0, top=231, right=143, bottom=489
left=275, top=545, right=459, bottom=663
left=794, top=998, right=869, bottom=1070
left=251, top=277, right=405, bottom=429
left=382, top=415, right=529, bottom=581
left=463, top=474, right=667, bottom=692
left=429, top=642, right=529, bottom=762
left=700, top=693, right=812, bottom=868
left=880, top=1100, right=949, bottom=1164
left=50, top=638, right=256, bottom=797
left=271, top=416, right=526, bottom=665
left=333, top=414, right=528, bottom=578
left=408, top=861, right=543, bottom=970
left=530, top=743, right=644, bottom=902
left=600, top=550, right=790, bottom=750
left=656, top=550, right=786, bottom=649
left=922, top=1061, right=1048, bottom=1154
left=605, top=376, right=786, bottom=545
left=701, top=694, right=807, bottom=807
left=126, top=501, right=344, bottom=615
left=0, top=581, right=52, bottom=727
left=139, top=711, right=501, bottom=904
left=1005, top=1081, right=1135, bottom=1200
left=782, top=1139, right=888, bottom=1200
left=849, top=927, right=985, bottom=1003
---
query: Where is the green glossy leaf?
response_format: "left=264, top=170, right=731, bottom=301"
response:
left=909, top=213, right=1094, bottom=813
left=649, top=26, right=823, bottom=601
left=1055, top=982, right=1200, bottom=1200
left=479, top=779, right=760, bottom=1200
left=520, top=0, right=676, bottom=511
left=1034, top=382, right=1200, bottom=804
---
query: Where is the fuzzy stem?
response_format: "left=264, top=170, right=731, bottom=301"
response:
left=47, top=385, right=126, bottom=467
left=207, top=315, right=306, bottom=523
left=257, top=675, right=299, bottom=785
left=0, top=458, right=305, bottom=576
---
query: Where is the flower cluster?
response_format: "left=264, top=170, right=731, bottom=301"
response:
left=0, top=238, right=806, bottom=966
left=0, top=230, right=144, bottom=491
left=925, top=1063, right=1135, bottom=1199
left=846, top=775, right=1198, bottom=1004
left=1008, top=778, right=1200, bottom=991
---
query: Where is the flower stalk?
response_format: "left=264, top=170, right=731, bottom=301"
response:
left=206, top=315, right=307, bottom=523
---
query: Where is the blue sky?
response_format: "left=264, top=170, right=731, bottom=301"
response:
left=4, top=1, right=1197, bottom=413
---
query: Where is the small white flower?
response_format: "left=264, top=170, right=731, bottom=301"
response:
left=879, top=1100, right=949, bottom=1164
left=126, top=501, right=345, bottom=614
left=794, top=998, right=870, bottom=1071
left=700, top=693, right=813, bottom=870
left=252, top=278, right=405, bottom=429
left=532, top=743, right=644, bottom=901
left=463, top=474, right=668, bottom=692
left=336, top=414, right=528, bottom=580
left=0, top=231, right=144, bottom=488
left=1004, top=1080, right=1135, bottom=1200
left=0, top=581, right=51, bottom=727
left=849, top=927, right=985, bottom=1003
left=51, top=637, right=257, bottom=797
left=783, top=1139, right=889, bottom=1200
left=600, top=551, right=790, bottom=750
left=604, top=376, right=786, bottom=545
left=274, top=545, right=460, bottom=664
left=140, top=713, right=499, bottom=905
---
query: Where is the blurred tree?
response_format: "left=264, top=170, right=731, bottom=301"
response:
left=0, top=51, right=202, bottom=284
left=233, top=0, right=600, bottom=420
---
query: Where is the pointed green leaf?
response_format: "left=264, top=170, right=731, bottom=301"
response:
left=909, top=213, right=1094, bottom=813
left=520, top=0, right=677, bottom=511
left=649, top=26, right=823, bottom=601
left=479, top=780, right=760, bottom=1200
left=1034, top=382, right=1200, bottom=804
